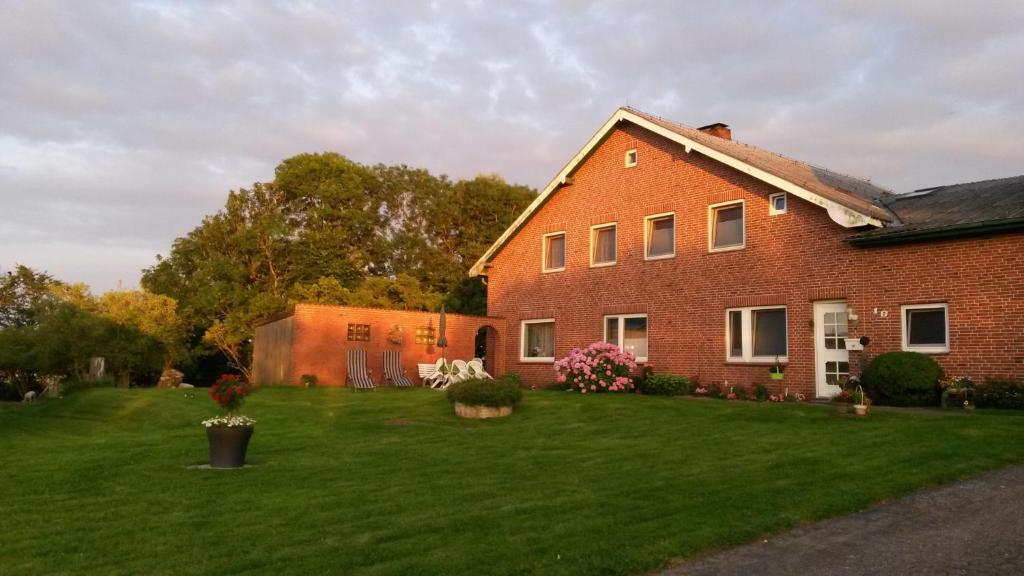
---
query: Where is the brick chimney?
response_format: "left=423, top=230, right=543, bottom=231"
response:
left=697, top=122, right=731, bottom=140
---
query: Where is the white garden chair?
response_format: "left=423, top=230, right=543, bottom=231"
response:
left=451, top=360, right=470, bottom=383
left=467, top=358, right=491, bottom=379
left=429, top=358, right=449, bottom=389
left=417, top=363, right=437, bottom=386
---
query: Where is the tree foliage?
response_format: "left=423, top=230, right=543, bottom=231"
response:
left=0, top=265, right=57, bottom=328
left=0, top=268, right=187, bottom=394
left=141, top=153, right=534, bottom=382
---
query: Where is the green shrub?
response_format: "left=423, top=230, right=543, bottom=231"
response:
left=300, top=374, right=318, bottom=387
left=975, top=378, right=1024, bottom=410
left=637, top=374, right=693, bottom=396
left=862, top=352, right=943, bottom=406
left=752, top=384, right=770, bottom=402
left=632, top=365, right=655, bottom=391
left=499, top=372, right=523, bottom=388
left=0, top=382, right=22, bottom=402
left=706, top=383, right=723, bottom=399
left=446, top=375, right=523, bottom=408
left=732, top=387, right=749, bottom=401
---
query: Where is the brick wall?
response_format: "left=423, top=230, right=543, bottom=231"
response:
left=265, top=304, right=506, bottom=386
left=486, top=123, right=1024, bottom=393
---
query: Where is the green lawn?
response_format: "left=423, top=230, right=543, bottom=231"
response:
left=3, top=388, right=1023, bottom=576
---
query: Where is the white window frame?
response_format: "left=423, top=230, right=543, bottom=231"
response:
left=901, top=303, right=949, bottom=354
left=769, top=192, right=787, bottom=215
left=603, top=313, right=649, bottom=363
left=643, top=212, right=675, bottom=260
left=520, top=319, right=556, bottom=363
left=708, top=200, right=746, bottom=253
left=624, top=149, right=637, bottom=168
left=725, top=305, right=788, bottom=363
left=541, top=231, right=566, bottom=273
left=589, top=222, right=617, bottom=267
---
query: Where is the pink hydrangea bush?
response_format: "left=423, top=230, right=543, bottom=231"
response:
left=553, top=341, right=637, bottom=393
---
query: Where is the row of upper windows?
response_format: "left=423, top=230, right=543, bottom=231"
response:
left=519, top=303, right=950, bottom=363
left=540, top=194, right=789, bottom=272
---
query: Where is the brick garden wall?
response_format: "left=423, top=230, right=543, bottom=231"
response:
left=485, top=122, right=1024, bottom=392
left=266, top=304, right=506, bottom=387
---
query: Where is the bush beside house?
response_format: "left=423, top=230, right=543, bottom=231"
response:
left=975, top=378, right=1024, bottom=410
left=553, top=342, right=636, bottom=394
left=862, top=352, right=943, bottom=407
left=637, top=374, right=694, bottom=396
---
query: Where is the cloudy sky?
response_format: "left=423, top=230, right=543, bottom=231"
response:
left=2, top=1, right=1022, bottom=292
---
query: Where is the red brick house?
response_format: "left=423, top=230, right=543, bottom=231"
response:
left=471, top=107, right=1024, bottom=396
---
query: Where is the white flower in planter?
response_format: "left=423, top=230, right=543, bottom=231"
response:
left=202, top=415, right=256, bottom=428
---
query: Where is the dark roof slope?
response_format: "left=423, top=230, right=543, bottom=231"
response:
left=849, top=175, right=1024, bottom=245
left=624, top=107, right=895, bottom=222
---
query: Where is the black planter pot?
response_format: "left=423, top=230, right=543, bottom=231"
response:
left=206, top=425, right=254, bottom=468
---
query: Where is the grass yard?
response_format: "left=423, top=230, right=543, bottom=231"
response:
left=2, top=388, right=1023, bottom=576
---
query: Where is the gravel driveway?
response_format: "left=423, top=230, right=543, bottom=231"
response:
left=659, top=464, right=1024, bottom=576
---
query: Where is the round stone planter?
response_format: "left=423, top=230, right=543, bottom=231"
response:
left=206, top=425, right=254, bottom=468
left=454, top=402, right=513, bottom=419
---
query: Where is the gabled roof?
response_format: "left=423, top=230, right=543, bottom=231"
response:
left=849, top=175, right=1024, bottom=246
left=469, top=107, right=894, bottom=277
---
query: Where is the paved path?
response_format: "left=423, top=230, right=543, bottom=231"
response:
left=660, top=465, right=1024, bottom=576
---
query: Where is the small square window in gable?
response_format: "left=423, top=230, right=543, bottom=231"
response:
left=624, top=149, right=638, bottom=168
left=769, top=192, right=787, bottom=215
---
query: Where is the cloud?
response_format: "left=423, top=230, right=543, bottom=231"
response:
left=2, top=0, right=1022, bottom=291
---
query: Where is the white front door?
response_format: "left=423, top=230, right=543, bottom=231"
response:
left=814, top=301, right=850, bottom=398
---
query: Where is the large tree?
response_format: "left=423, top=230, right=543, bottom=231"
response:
left=142, top=153, right=534, bottom=383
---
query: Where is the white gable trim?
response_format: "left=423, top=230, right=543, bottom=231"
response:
left=469, top=109, right=883, bottom=277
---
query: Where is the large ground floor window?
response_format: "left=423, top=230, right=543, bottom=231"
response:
left=604, top=314, right=648, bottom=362
left=520, top=319, right=555, bottom=362
left=901, top=303, right=949, bottom=353
left=727, top=306, right=787, bottom=362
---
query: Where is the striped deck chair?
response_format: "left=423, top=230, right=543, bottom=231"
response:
left=383, top=350, right=413, bottom=387
left=346, top=349, right=375, bottom=389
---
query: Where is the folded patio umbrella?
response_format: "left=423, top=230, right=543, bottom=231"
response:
left=437, top=304, right=448, bottom=360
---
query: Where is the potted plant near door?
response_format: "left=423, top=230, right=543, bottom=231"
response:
left=850, top=384, right=871, bottom=416
left=769, top=357, right=785, bottom=381
left=202, top=374, right=256, bottom=468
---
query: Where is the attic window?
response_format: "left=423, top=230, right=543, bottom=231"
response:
left=624, top=149, right=637, bottom=168
left=769, top=192, right=787, bottom=215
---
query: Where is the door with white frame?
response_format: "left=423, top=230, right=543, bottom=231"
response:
left=814, top=301, right=850, bottom=398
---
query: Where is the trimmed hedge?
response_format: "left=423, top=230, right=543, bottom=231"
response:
left=862, top=351, right=943, bottom=407
left=446, top=374, right=523, bottom=408
left=976, top=378, right=1024, bottom=410
left=637, top=374, right=693, bottom=396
